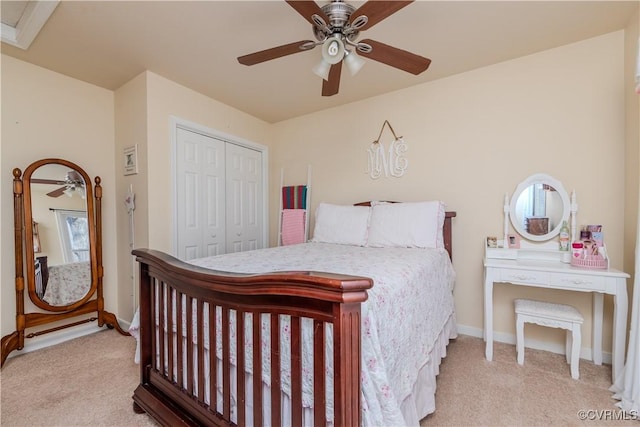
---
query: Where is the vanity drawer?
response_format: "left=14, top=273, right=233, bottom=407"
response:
left=500, top=269, right=548, bottom=285
left=548, top=273, right=606, bottom=291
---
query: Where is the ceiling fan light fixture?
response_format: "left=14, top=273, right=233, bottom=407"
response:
left=63, top=186, right=74, bottom=197
left=321, top=36, right=345, bottom=65
left=344, top=50, right=365, bottom=76
left=312, top=58, right=332, bottom=80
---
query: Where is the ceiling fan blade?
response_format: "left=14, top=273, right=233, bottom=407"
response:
left=322, top=62, right=342, bottom=97
left=348, top=1, right=413, bottom=31
left=32, top=178, right=65, bottom=185
left=238, top=40, right=314, bottom=66
left=47, top=187, right=66, bottom=198
left=285, top=0, right=328, bottom=25
left=358, top=39, right=431, bottom=75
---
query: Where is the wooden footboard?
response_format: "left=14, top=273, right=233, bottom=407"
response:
left=132, top=248, right=372, bottom=427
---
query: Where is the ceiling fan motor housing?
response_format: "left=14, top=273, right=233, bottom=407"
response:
left=321, top=0, right=355, bottom=30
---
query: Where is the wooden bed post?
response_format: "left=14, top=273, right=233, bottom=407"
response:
left=334, top=303, right=362, bottom=427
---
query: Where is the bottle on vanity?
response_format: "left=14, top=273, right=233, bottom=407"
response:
left=559, top=220, right=570, bottom=251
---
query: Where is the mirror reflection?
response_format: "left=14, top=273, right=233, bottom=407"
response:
left=513, top=183, right=565, bottom=236
left=30, top=164, right=91, bottom=306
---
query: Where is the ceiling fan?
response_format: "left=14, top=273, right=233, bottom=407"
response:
left=32, top=170, right=85, bottom=198
left=237, top=0, right=431, bottom=96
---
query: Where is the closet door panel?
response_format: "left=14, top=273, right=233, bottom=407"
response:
left=225, top=144, right=263, bottom=253
left=176, top=128, right=226, bottom=260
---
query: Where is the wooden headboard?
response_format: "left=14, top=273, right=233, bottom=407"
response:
left=354, top=201, right=457, bottom=260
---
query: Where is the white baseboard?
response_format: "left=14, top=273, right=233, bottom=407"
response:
left=456, top=324, right=613, bottom=364
left=6, top=316, right=133, bottom=360
left=6, top=318, right=611, bottom=366
left=7, top=322, right=101, bottom=359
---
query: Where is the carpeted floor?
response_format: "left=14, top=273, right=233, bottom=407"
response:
left=0, top=330, right=634, bottom=426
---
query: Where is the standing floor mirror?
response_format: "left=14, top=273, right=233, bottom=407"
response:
left=1, top=158, right=127, bottom=367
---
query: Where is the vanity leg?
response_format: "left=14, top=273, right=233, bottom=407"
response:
left=484, top=271, right=494, bottom=361
left=612, top=280, right=628, bottom=382
left=592, top=293, right=603, bottom=366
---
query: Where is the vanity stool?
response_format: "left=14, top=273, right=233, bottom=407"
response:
left=514, top=298, right=584, bottom=379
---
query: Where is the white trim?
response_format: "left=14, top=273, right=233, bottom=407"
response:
left=1, top=1, right=59, bottom=50
left=456, top=323, right=612, bottom=364
left=169, top=116, right=269, bottom=257
left=6, top=322, right=101, bottom=359
left=6, top=315, right=133, bottom=359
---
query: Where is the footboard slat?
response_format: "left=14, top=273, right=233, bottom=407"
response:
left=222, top=307, right=231, bottom=420
left=252, top=310, right=263, bottom=427
left=133, top=249, right=372, bottom=427
left=291, top=316, right=303, bottom=426
left=236, top=310, right=246, bottom=427
left=158, top=282, right=165, bottom=379
left=166, top=286, right=174, bottom=383
left=314, top=319, right=326, bottom=425
left=186, top=297, right=194, bottom=395
left=270, top=313, right=282, bottom=426
left=176, top=290, right=184, bottom=389
left=150, top=279, right=158, bottom=378
left=196, top=299, right=205, bottom=402
left=208, top=303, right=216, bottom=415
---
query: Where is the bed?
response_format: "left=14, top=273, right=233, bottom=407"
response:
left=42, top=261, right=91, bottom=306
left=131, top=201, right=457, bottom=426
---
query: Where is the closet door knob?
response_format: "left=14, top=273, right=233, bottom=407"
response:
left=236, top=232, right=242, bottom=237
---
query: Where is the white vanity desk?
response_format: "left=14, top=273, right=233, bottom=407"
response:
left=484, top=253, right=629, bottom=381
left=484, top=173, right=630, bottom=382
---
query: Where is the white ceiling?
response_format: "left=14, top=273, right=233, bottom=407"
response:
left=1, top=1, right=637, bottom=123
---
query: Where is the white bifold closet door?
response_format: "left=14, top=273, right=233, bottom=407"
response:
left=175, top=127, right=263, bottom=261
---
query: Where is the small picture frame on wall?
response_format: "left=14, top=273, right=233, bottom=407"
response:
left=507, top=233, right=520, bottom=249
left=123, top=145, right=138, bottom=175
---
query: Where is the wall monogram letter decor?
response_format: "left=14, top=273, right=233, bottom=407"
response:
left=367, top=120, right=408, bottom=179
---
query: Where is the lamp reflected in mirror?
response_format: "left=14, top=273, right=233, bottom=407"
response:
left=32, top=221, right=41, bottom=253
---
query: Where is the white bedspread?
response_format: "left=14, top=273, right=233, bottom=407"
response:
left=188, top=242, right=456, bottom=426
left=42, top=261, right=91, bottom=306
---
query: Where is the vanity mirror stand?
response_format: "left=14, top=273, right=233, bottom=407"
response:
left=1, top=159, right=128, bottom=367
left=488, top=173, right=577, bottom=263
left=483, top=173, right=630, bottom=383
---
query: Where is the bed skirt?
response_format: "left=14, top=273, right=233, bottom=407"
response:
left=131, top=310, right=456, bottom=426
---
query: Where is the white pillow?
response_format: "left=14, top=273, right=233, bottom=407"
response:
left=311, top=203, right=371, bottom=246
left=367, top=201, right=445, bottom=248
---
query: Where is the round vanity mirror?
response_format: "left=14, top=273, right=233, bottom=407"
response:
left=509, top=173, right=570, bottom=242
left=23, top=159, right=96, bottom=311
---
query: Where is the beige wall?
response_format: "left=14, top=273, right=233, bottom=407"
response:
left=1, top=55, right=116, bottom=338
left=271, top=31, right=627, bottom=354
left=114, top=72, right=149, bottom=323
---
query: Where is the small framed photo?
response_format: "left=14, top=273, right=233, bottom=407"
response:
left=123, top=145, right=138, bottom=176
left=507, top=233, right=520, bottom=249
left=486, top=236, right=498, bottom=248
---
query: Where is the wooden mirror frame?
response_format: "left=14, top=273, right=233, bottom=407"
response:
left=1, top=158, right=128, bottom=367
